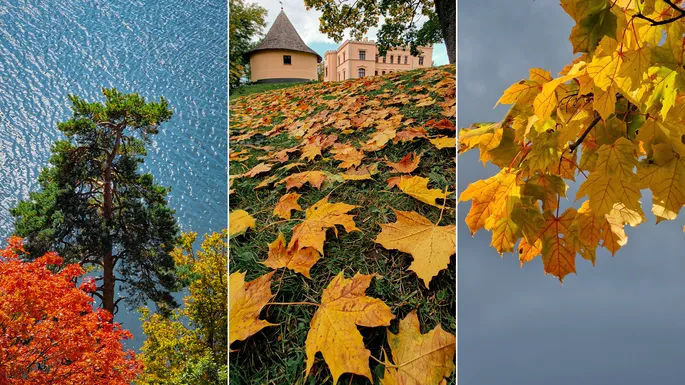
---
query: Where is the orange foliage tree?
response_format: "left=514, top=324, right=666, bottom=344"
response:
left=0, top=237, right=142, bottom=384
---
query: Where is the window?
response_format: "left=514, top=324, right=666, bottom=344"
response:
left=338, top=57, right=341, bottom=65
left=397, top=55, right=401, bottom=63
left=419, top=56, right=424, bottom=65
left=343, top=70, right=345, bottom=79
left=383, top=56, right=386, bottom=63
left=325, top=67, right=328, bottom=76
left=358, top=68, right=365, bottom=77
left=343, top=53, right=346, bottom=62
left=375, top=54, right=378, bottom=62
left=390, top=55, right=394, bottom=64
left=375, top=70, right=378, bottom=76
left=359, top=50, right=366, bottom=60
left=404, top=56, right=408, bottom=64
left=382, top=70, right=385, bottom=75
left=338, top=73, right=340, bottom=81
left=283, top=55, right=291, bottom=65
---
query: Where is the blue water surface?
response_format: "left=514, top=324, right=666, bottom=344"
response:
left=0, top=0, right=227, bottom=350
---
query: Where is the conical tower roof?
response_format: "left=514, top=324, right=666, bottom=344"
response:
left=246, top=10, right=322, bottom=62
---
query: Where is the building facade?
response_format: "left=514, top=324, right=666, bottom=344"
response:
left=323, top=39, right=433, bottom=82
left=245, top=10, right=321, bottom=83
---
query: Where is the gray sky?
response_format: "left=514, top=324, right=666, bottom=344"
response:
left=458, top=1, right=685, bottom=384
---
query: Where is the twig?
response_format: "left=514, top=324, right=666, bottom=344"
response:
left=569, top=114, right=602, bottom=153
left=633, top=0, right=685, bottom=25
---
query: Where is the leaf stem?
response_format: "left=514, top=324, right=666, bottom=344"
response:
left=268, top=301, right=320, bottom=307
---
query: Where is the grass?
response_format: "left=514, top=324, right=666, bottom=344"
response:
left=229, top=81, right=319, bottom=102
left=229, top=66, right=456, bottom=385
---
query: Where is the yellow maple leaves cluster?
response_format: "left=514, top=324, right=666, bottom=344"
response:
left=229, top=66, right=456, bottom=384
left=460, top=0, right=685, bottom=281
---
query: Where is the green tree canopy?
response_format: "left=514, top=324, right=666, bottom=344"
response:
left=304, top=0, right=455, bottom=64
left=229, top=0, right=267, bottom=89
left=11, top=88, right=179, bottom=315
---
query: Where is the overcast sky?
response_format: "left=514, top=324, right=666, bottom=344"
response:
left=254, top=0, right=449, bottom=65
left=458, top=1, right=685, bottom=384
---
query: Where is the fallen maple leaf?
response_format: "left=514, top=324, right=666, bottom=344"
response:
left=262, top=234, right=320, bottom=278
left=429, top=136, right=455, bottom=149
left=273, top=192, right=302, bottom=220
left=331, top=145, right=364, bottom=169
left=229, top=210, right=256, bottom=237
left=277, top=171, right=327, bottom=191
left=342, top=163, right=378, bottom=180
left=242, top=162, right=273, bottom=178
left=375, top=209, right=456, bottom=287
left=386, top=152, right=421, bottom=173
left=229, top=271, right=277, bottom=345
left=381, top=310, right=456, bottom=385
left=288, top=197, right=359, bottom=255
left=305, top=272, right=394, bottom=385
left=397, top=176, right=449, bottom=208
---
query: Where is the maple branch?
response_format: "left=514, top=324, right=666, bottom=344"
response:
left=633, top=0, right=685, bottom=25
left=569, top=114, right=602, bottom=153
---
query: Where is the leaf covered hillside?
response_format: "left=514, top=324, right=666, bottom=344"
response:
left=229, top=65, right=456, bottom=384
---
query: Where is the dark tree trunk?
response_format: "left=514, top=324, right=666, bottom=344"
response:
left=101, top=128, right=122, bottom=317
left=102, top=166, right=115, bottom=316
left=435, top=0, right=456, bottom=64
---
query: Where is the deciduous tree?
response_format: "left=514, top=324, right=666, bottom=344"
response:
left=11, top=88, right=179, bottom=315
left=0, top=237, right=141, bottom=384
left=304, top=0, right=455, bottom=64
left=138, top=231, right=228, bottom=384
left=229, top=0, right=267, bottom=89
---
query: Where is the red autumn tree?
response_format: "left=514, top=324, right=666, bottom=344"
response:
left=0, top=237, right=142, bottom=384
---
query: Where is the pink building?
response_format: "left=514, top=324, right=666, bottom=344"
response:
left=323, top=39, right=433, bottom=82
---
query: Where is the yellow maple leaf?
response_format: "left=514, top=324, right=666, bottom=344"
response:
left=396, top=176, right=449, bottom=208
left=229, top=271, right=277, bottom=345
left=429, top=136, right=455, bottom=149
left=305, top=272, right=394, bottom=385
left=273, top=192, right=302, bottom=220
left=288, top=197, right=359, bottom=255
left=381, top=310, right=456, bottom=385
left=229, top=210, right=255, bottom=237
left=637, top=144, right=685, bottom=221
left=374, top=209, right=456, bottom=287
left=262, top=233, right=320, bottom=278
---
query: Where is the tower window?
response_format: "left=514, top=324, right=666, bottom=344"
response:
left=358, top=68, right=365, bottom=78
left=390, top=56, right=393, bottom=64
left=283, top=55, right=291, bottom=65
left=419, top=56, right=424, bottom=65
left=404, top=56, right=408, bottom=64
left=359, top=50, right=366, bottom=60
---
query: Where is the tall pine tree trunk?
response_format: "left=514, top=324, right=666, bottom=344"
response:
left=101, top=128, right=122, bottom=317
left=102, top=165, right=115, bottom=316
left=435, top=0, right=455, bottom=64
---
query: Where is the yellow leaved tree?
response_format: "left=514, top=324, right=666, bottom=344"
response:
left=460, top=0, right=685, bottom=281
left=138, top=231, right=228, bottom=384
